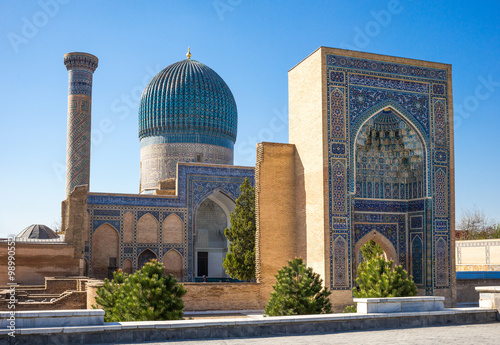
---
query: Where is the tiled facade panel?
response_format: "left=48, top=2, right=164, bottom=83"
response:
left=85, top=164, right=254, bottom=282
left=327, top=53, right=452, bottom=294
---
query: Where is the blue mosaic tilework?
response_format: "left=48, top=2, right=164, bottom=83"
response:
left=137, top=210, right=160, bottom=221
left=325, top=52, right=451, bottom=293
left=435, top=220, right=448, bottom=232
left=68, top=69, right=93, bottom=96
left=138, top=59, right=237, bottom=144
left=434, top=150, right=447, bottom=163
left=64, top=53, right=98, bottom=97
left=331, top=143, right=346, bottom=155
left=349, top=73, right=429, bottom=93
left=408, top=199, right=426, bottom=212
left=333, top=235, right=348, bottom=287
left=349, top=86, right=429, bottom=133
left=93, top=209, right=120, bottom=217
left=326, top=54, right=447, bottom=81
left=330, top=71, right=345, bottom=83
left=432, top=83, right=446, bottom=95
left=435, top=236, right=449, bottom=287
left=354, top=199, right=407, bottom=213
left=411, top=234, right=424, bottom=285
left=410, top=215, right=423, bottom=229
left=86, top=164, right=254, bottom=281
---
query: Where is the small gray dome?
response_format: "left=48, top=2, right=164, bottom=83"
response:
left=17, top=224, right=58, bottom=239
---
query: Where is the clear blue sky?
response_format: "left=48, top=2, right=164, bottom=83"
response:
left=0, top=0, right=499, bottom=237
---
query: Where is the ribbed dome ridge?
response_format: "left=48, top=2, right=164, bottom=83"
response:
left=138, top=59, right=237, bottom=144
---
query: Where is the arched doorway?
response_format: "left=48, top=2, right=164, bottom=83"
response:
left=83, top=258, right=89, bottom=277
left=137, top=249, right=157, bottom=269
left=194, top=191, right=235, bottom=280
left=351, top=107, right=428, bottom=276
left=92, top=223, right=119, bottom=279
left=123, top=259, right=133, bottom=274
left=353, top=230, right=398, bottom=278
left=163, top=249, right=183, bottom=280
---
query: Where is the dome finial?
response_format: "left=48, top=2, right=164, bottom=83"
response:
left=186, top=47, right=191, bottom=59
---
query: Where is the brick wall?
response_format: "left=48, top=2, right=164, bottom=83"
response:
left=255, top=143, right=298, bottom=303
left=456, top=279, right=500, bottom=304
left=182, top=283, right=264, bottom=311
left=87, top=281, right=265, bottom=311
left=0, top=242, right=81, bottom=285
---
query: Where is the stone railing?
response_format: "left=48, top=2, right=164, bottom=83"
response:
left=353, top=296, right=445, bottom=314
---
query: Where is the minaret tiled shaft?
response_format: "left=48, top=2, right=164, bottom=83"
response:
left=64, top=52, right=98, bottom=196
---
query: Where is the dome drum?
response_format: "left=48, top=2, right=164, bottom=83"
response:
left=138, top=56, right=238, bottom=193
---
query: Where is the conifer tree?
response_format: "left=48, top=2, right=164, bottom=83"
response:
left=93, top=260, right=187, bottom=321
left=265, top=258, right=332, bottom=316
left=360, top=240, right=384, bottom=261
left=223, top=177, right=256, bottom=281
left=93, top=269, right=128, bottom=322
left=353, top=256, right=417, bottom=298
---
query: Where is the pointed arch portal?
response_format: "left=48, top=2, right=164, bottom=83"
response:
left=137, top=249, right=157, bottom=269
left=194, top=190, right=235, bottom=279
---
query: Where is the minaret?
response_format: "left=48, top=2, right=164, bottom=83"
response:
left=63, top=52, right=98, bottom=196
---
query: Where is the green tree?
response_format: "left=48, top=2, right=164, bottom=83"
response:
left=223, top=177, right=256, bottom=281
left=353, top=256, right=417, bottom=298
left=93, top=269, right=128, bottom=322
left=93, top=260, right=187, bottom=322
left=360, top=240, right=384, bottom=261
left=265, top=258, right=332, bottom=316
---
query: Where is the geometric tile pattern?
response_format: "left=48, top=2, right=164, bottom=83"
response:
left=326, top=53, right=452, bottom=294
left=411, top=234, right=424, bottom=285
left=85, top=163, right=254, bottom=281
left=65, top=98, right=92, bottom=196
left=333, top=235, right=348, bottom=286
left=434, top=168, right=448, bottom=217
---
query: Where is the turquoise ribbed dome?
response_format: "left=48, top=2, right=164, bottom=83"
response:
left=138, top=59, right=237, bottom=147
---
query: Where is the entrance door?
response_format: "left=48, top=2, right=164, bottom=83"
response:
left=197, top=251, right=208, bottom=277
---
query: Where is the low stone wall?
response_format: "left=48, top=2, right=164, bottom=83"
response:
left=87, top=281, right=265, bottom=311
left=0, top=308, right=496, bottom=345
left=0, top=309, right=104, bottom=329
left=354, top=296, right=444, bottom=314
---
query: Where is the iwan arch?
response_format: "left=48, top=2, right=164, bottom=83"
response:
left=257, top=47, right=455, bottom=308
